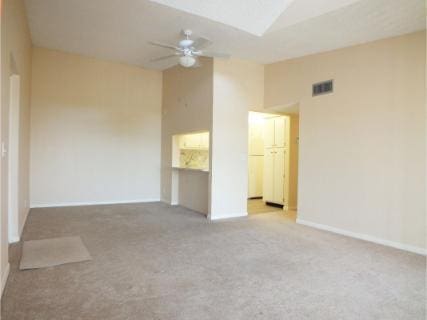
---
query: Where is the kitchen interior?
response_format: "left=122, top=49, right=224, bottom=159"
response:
left=169, top=117, right=299, bottom=218
left=173, top=131, right=209, bottom=171
left=248, top=111, right=299, bottom=218
left=171, top=131, right=210, bottom=215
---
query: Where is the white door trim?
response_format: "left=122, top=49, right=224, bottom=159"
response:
left=8, top=74, right=20, bottom=243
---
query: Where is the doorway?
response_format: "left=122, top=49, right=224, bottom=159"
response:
left=8, top=74, right=20, bottom=242
left=247, top=111, right=299, bottom=219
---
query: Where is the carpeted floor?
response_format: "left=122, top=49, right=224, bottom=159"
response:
left=1, top=202, right=425, bottom=320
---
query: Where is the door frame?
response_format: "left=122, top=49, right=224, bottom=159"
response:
left=8, top=74, right=20, bottom=243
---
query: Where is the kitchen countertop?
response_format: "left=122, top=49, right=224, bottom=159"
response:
left=172, top=167, right=209, bottom=173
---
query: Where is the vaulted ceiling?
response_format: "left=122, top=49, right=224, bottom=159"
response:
left=24, top=0, right=425, bottom=69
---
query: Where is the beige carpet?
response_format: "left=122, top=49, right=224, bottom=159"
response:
left=20, top=236, right=92, bottom=270
left=3, top=202, right=425, bottom=319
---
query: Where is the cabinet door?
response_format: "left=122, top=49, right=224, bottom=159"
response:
left=192, top=134, right=201, bottom=148
left=263, top=149, right=274, bottom=202
left=179, top=136, right=186, bottom=149
left=200, top=133, right=209, bottom=149
left=264, top=117, right=275, bottom=148
left=273, top=148, right=285, bottom=204
left=181, top=135, right=191, bottom=148
left=184, top=134, right=198, bottom=149
left=274, top=117, right=286, bottom=148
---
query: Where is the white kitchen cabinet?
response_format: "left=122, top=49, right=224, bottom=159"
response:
left=263, top=147, right=288, bottom=206
left=199, top=133, right=209, bottom=149
left=264, top=117, right=276, bottom=148
left=247, top=113, right=290, bottom=207
left=273, top=148, right=285, bottom=203
left=274, top=117, right=286, bottom=148
left=185, top=134, right=198, bottom=148
left=180, top=132, right=209, bottom=150
left=179, top=136, right=188, bottom=149
left=248, top=156, right=263, bottom=198
left=264, top=116, right=287, bottom=148
left=263, top=149, right=275, bottom=202
left=262, top=116, right=289, bottom=206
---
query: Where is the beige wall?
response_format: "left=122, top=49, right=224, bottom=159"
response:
left=178, top=170, right=209, bottom=214
left=265, top=31, right=426, bottom=252
left=30, top=48, right=162, bottom=206
left=1, top=0, right=32, bottom=292
left=211, top=59, right=264, bottom=219
left=161, top=58, right=213, bottom=212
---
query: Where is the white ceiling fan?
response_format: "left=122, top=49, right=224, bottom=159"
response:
left=149, top=29, right=230, bottom=68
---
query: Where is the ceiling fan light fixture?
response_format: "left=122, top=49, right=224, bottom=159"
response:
left=148, top=29, right=228, bottom=68
left=179, top=39, right=194, bottom=47
left=179, top=55, right=196, bottom=67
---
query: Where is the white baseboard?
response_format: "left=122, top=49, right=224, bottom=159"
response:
left=1, top=263, right=10, bottom=296
left=8, top=231, right=19, bottom=244
left=30, top=198, right=161, bottom=209
left=209, top=212, right=248, bottom=221
left=9, top=207, right=31, bottom=243
left=17, top=207, right=30, bottom=242
left=160, top=199, right=178, bottom=206
left=296, top=218, right=426, bottom=256
left=9, top=236, right=20, bottom=244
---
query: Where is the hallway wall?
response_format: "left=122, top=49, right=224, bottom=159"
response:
left=0, top=0, right=33, bottom=293
left=211, top=59, right=264, bottom=219
left=288, top=115, right=299, bottom=210
left=265, top=31, right=426, bottom=253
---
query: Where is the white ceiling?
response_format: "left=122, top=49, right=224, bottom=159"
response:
left=24, top=0, right=425, bottom=69
left=265, top=0, right=361, bottom=33
left=150, top=0, right=297, bottom=36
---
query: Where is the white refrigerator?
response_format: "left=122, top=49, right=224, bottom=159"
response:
left=248, top=122, right=264, bottom=198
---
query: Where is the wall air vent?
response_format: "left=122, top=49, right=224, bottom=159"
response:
left=312, top=80, right=333, bottom=96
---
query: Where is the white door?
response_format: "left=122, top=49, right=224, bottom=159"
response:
left=263, top=149, right=274, bottom=202
left=273, top=148, right=285, bottom=204
left=264, top=117, right=275, bottom=148
left=274, top=117, right=286, bottom=148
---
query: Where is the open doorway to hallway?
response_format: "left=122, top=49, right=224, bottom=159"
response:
left=8, top=74, right=20, bottom=243
left=247, top=111, right=299, bottom=220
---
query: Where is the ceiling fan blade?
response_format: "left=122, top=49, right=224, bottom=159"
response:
left=195, top=51, right=230, bottom=59
left=148, top=41, right=180, bottom=51
left=150, top=54, right=180, bottom=62
left=192, top=37, right=212, bottom=50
